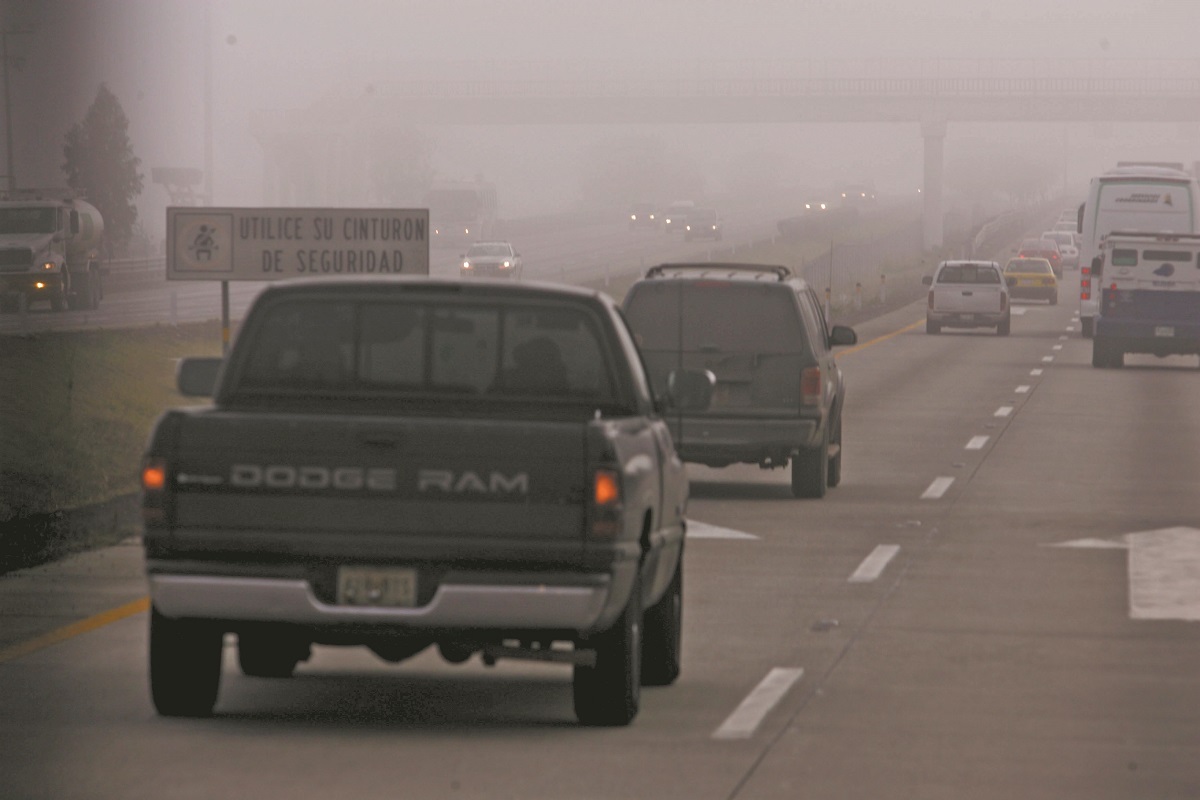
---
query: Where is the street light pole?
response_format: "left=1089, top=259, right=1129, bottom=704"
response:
left=1, top=25, right=33, bottom=192
left=203, top=3, right=212, bottom=206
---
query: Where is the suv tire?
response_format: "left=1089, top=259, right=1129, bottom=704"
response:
left=149, top=605, right=223, bottom=717
left=791, top=429, right=829, bottom=499
left=827, top=415, right=843, bottom=488
left=641, top=558, right=682, bottom=687
left=574, top=573, right=642, bottom=726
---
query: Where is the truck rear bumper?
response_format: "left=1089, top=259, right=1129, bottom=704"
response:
left=927, top=310, right=1007, bottom=328
left=149, top=573, right=612, bottom=630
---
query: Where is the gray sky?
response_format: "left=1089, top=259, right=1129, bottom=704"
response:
left=5, top=0, right=1200, bottom=236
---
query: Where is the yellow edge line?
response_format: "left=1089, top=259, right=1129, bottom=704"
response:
left=0, top=317, right=925, bottom=664
left=838, top=318, right=925, bottom=357
left=0, top=595, right=149, bottom=664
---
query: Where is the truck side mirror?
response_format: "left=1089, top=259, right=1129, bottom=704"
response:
left=177, top=357, right=223, bottom=397
left=829, top=324, right=857, bottom=347
left=1076, top=203, right=1085, bottom=234
left=665, top=368, right=715, bottom=412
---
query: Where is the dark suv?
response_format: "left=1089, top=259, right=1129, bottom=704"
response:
left=622, top=263, right=857, bottom=498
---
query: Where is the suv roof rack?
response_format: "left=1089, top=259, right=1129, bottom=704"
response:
left=644, top=263, right=792, bottom=281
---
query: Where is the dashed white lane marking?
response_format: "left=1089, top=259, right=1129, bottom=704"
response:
left=1011, top=307, right=1028, bottom=316
left=713, top=667, right=805, bottom=740
left=688, top=521, right=759, bottom=540
left=1030, top=368, right=1044, bottom=376
left=966, top=436, right=989, bottom=450
left=994, top=406, right=1013, bottom=417
left=1053, top=344, right=1063, bottom=351
left=921, top=477, right=954, bottom=499
left=849, top=545, right=901, bottom=583
left=1015, top=385, right=1030, bottom=393
left=1042, top=356, right=1055, bottom=362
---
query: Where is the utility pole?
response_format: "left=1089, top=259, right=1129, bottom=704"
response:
left=0, top=24, right=33, bottom=191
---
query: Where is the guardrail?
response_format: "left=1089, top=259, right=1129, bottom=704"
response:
left=103, top=257, right=166, bottom=292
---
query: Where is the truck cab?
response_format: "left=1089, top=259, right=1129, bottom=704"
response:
left=0, top=189, right=105, bottom=312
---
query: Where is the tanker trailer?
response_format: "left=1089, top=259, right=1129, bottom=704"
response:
left=0, top=189, right=105, bottom=312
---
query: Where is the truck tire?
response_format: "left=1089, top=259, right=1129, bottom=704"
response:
left=1092, top=340, right=1124, bottom=368
left=827, top=414, right=843, bottom=488
left=925, top=318, right=940, bottom=334
left=1081, top=317, right=1094, bottom=338
left=641, top=559, right=682, bottom=687
left=574, top=573, right=642, bottom=726
left=791, top=430, right=829, bottom=499
left=997, top=315, right=1011, bottom=336
left=238, top=631, right=307, bottom=678
left=149, top=605, right=223, bottom=717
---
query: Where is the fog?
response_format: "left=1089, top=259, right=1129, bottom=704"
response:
left=4, top=0, right=1199, bottom=241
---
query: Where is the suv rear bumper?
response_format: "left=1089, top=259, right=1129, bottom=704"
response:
left=149, top=572, right=614, bottom=631
left=671, top=416, right=819, bottom=466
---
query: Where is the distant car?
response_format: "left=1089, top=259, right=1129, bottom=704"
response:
left=803, top=199, right=832, bottom=213
left=1003, top=257, right=1058, bottom=304
left=683, top=208, right=722, bottom=241
left=662, top=200, right=695, bottom=234
left=460, top=241, right=522, bottom=279
left=1041, top=230, right=1079, bottom=270
left=1016, top=237, right=1063, bottom=277
left=628, top=202, right=659, bottom=230
left=623, top=262, right=857, bottom=499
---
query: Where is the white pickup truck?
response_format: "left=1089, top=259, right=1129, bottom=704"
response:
left=923, top=260, right=1013, bottom=336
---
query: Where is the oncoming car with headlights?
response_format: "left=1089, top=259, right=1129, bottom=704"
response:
left=460, top=241, right=522, bottom=279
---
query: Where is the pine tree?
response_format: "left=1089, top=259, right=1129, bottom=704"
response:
left=61, top=84, right=144, bottom=249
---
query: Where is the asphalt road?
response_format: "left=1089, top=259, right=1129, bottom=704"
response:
left=3, top=279, right=1199, bottom=798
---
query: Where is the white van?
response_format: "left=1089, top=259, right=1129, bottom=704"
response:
left=1091, top=232, right=1200, bottom=367
left=1077, top=165, right=1200, bottom=336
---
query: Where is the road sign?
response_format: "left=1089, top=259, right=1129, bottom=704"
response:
left=167, top=207, right=429, bottom=281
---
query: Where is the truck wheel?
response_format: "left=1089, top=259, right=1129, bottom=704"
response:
left=238, top=631, right=307, bottom=678
left=574, top=573, right=642, bottom=726
left=1092, top=340, right=1124, bottom=368
left=149, top=605, right=223, bottom=717
left=791, top=430, right=829, bottom=499
left=641, top=559, right=682, bottom=687
left=827, top=414, right=843, bottom=488
left=50, top=289, right=66, bottom=312
left=997, top=316, right=1011, bottom=336
left=1081, top=317, right=1094, bottom=338
left=925, top=318, right=940, bottom=334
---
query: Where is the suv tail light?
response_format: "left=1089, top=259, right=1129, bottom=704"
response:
left=141, top=456, right=171, bottom=526
left=588, top=468, right=622, bottom=538
left=800, top=366, right=822, bottom=407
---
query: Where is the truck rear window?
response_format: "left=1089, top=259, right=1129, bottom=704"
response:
left=235, top=298, right=619, bottom=403
left=937, top=265, right=1000, bottom=284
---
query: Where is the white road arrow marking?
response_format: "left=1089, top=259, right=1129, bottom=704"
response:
left=687, top=520, right=759, bottom=540
left=1048, top=527, right=1200, bottom=620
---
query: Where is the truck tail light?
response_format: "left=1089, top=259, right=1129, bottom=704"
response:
left=800, top=366, right=822, bottom=407
left=141, top=457, right=170, bottom=526
left=589, top=468, right=622, bottom=538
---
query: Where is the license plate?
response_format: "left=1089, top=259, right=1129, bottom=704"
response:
left=337, top=566, right=417, bottom=607
left=1155, top=326, right=1175, bottom=338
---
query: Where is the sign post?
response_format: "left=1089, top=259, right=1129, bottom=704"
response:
left=167, top=207, right=431, bottom=352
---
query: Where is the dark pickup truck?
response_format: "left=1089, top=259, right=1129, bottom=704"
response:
left=141, top=277, right=710, bottom=726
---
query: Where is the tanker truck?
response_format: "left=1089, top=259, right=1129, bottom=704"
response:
left=0, top=189, right=105, bottom=312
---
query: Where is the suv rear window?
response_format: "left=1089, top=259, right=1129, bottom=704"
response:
left=624, top=282, right=804, bottom=352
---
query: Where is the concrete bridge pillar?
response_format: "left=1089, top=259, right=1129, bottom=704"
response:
left=921, top=117, right=947, bottom=251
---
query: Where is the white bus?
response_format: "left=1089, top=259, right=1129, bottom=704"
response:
left=1077, top=165, right=1200, bottom=336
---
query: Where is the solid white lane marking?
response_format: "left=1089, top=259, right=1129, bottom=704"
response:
left=1053, top=344, right=1063, bottom=351
left=921, top=477, right=954, bottom=499
left=1042, top=356, right=1054, bottom=362
left=1030, top=368, right=1044, bottom=376
left=1015, top=385, right=1030, bottom=393
left=994, top=406, right=1013, bottom=417
left=966, top=436, right=989, bottom=450
left=1128, top=527, right=1200, bottom=621
left=713, top=667, right=805, bottom=740
left=849, top=545, right=901, bottom=583
left=688, top=521, right=759, bottom=540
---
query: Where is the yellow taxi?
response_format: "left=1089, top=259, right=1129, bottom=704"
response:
left=1003, top=257, right=1058, bottom=304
